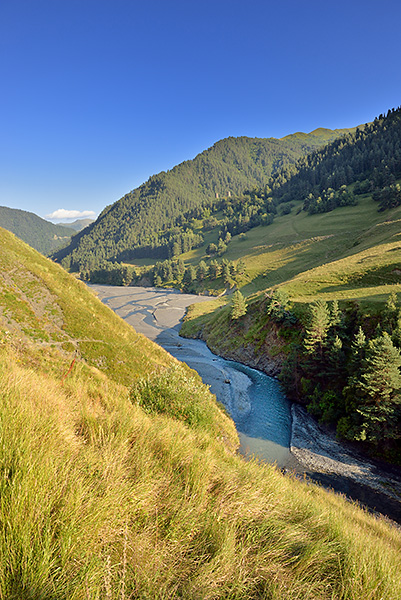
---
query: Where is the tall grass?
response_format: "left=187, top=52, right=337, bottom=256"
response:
left=1, top=227, right=401, bottom=598
left=0, top=339, right=400, bottom=599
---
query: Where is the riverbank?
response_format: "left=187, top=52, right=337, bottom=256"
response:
left=290, top=404, right=401, bottom=523
left=89, top=284, right=401, bottom=523
left=89, top=284, right=293, bottom=467
left=185, top=324, right=401, bottom=523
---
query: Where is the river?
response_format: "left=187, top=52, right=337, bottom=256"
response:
left=89, top=284, right=293, bottom=468
left=90, top=284, right=401, bottom=523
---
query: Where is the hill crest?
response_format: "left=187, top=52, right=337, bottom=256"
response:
left=53, top=127, right=353, bottom=270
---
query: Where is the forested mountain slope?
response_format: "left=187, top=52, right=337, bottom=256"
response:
left=269, top=107, right=401, bottom=213
left=1, top=225, right=401, bottom=598
left=0, top=205, right=72, bottom=254
left=53, top=128, right=352, bottom=270
left=81, top=107, right=401, bottom=298
left=169, top=108, right=401, bottom=464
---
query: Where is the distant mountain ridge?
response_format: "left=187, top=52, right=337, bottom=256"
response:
left=56, top=218, right=94, bottom=232
left=0, top=205, right=72, bottom=255
left=53, top=128, right=355, bottom=270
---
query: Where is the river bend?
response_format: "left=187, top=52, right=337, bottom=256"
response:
left=89, top=285, right=293, bottom=467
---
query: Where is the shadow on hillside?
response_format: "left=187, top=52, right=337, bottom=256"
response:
left=316, top=284, right=401, bottom=305
left=301, top=470, right=401, bottom=525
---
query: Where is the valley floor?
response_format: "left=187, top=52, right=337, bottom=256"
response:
left=90, top=284, right=401, bottom=524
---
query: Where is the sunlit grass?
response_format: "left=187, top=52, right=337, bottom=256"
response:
left=2, top=226, right=401, bottom=598
left=0, top=339, right=401, bottom=598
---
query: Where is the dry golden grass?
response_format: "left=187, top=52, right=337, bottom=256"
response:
left=0, top=337, right=401, bottom=599
left=1, top=227, right=401, bottom=598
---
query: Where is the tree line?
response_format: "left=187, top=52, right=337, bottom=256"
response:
left=81, top=256, right=247, bottom=293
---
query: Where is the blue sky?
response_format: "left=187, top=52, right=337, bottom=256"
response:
left=1, top=0, right=401, bottom=222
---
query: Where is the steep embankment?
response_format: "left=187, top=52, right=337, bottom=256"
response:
left=180, top=294, right=287, bottom=375
left=180, top=295, right=401, bottom=524
left=1, top=227, right=401, bottom=599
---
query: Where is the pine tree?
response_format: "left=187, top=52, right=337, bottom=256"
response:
left=197, top=261, right=207, bottom=282
left=236, top=258, right=246, bottom=276
left=329, top=299, right=342, bottom=329
left=303, top=300, right=330, bottom=355
left=345, top=333, right=401, bottom=443
left=328, top=335, right=344, bottom=373
left=350, top=326, right=367, bottom=370
left=208, top=260, right=220, bottom=279
left=359, top=333, right=401, bottom=405
left=182, top=266, right=196, bottom=290
left=383, top=291, right=398, bottom=333
left=231, top=291, right=247, bottom=321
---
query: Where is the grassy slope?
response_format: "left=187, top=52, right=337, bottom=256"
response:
left=178, top=190, right=401, bottom=381
left=182, top=188, right=401, bottom=307
left=55, top=128, right=356, bottom=268
left=0, top=227, right=172, bottom=386
left=1, top=227, right=401, bottom=598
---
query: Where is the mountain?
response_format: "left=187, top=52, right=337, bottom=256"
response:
left=171, top=106, right=401, bottom=462
left=75, top=105, right=401, bottom=460
left=56, top=217, right=94, bottom=231
left=0, top=225, right=400, bottom=597
left=0, top=205, right=72, bottom=254
left=53, top=128, right=354, bottom=270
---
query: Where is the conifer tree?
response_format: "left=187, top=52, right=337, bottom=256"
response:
left=328, top=335, right=344, bottom=373
left=303, top=300, right=330, bottom=355
left=231, top=290, right=247, bottom=320
left=383, top=291, right=398, bottom=333
left=197, top=261, right=207, bottom=282
left=222, top=260, right=233, bottom=287
left=392, top=309, right=401, bottom=348
left=182, top=265, right=196, bottom=290
left=236, top=258, right=246, bottom=276
left=329, top=299, right=342, bottom=329
left=208, top=260, right=220, bottom=279
left=350, top=326, right=367, bottom=368
left=343, top=333, right=401, bottom=443
left=359, top=333, right=401, bottom=405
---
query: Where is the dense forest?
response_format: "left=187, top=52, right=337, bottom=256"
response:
left=269, top=107, right=401, bottom=213
left=53, top=130, right=352, bottom=270
left=55, top=108, right=401, bottom=278
left=0, top=206, right=73, bottom=255
left=262, top=291, right=401, bottom=460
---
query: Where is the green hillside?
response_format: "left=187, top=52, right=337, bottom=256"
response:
left=53, top=128, right=353, bottom=270
left=0, top=205, right=72, bottom=254
left=112, top=107, right=401, bottom=462
left=176, top=191, right=401, bottom=461
left=1, top=226, right=401, bottom=597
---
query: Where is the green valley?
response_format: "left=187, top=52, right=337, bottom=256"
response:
left=76, top=106, right=401, bottom=464
left=53, top=128, right=354, bottom=270
left=1, top=227, right=401, bottom=598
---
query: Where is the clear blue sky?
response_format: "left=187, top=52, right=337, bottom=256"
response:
left=1, top=0, right=401, bottom=221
